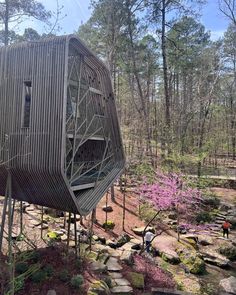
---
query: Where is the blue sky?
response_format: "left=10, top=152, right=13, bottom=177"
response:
left=12, top=0, right=231, bottom=40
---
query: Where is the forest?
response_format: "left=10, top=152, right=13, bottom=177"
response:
left=0, top=0, right=236, bottom=176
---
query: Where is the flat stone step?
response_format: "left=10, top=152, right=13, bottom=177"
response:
left=111, top=286, right=133, bottom=294
left=106, top=257, right=123, bottom=271
left=114, top=278, right=131, bottom=286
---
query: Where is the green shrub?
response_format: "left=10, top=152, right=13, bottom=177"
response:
left=102, top=220, right=115, bottom=230
left=15, top=262, right=28, bottom=274
left=58, top=269, right=70, bottom=282
left=31, top=270, right=47, bottom=283
left=203, top=196, right=220, bottom=208
left=43, top=264, right=54, bottom=277
left=70, top=274, right=84, bottom=289
left=195, top=211, right=213, bottom=223
left=219, top=246, right=236, bottom=261
left=31, top=251, right=41, bottom=263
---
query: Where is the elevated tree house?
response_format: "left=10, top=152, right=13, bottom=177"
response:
left=0, top=35, right=125, bottom=216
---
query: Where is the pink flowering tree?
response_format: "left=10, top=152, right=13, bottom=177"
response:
left=139, top=170, right=203, bottom=245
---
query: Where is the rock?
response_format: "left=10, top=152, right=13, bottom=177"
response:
left=114, top=278, right=131, bottom=286
left=116, top=234, right=131, bottom=247
left=177, top=225, right=187, bottom=234
left=127, top=272, right=144, bottom=289
left=108, top=272, right=123, bottom=279
left=168, top=213, right=177, bottom=220
left=132, top=226, right=154, bottom=236
left=97, top=253, right=110, bottom=264
left=47, top=290, right=56, bottom=295
left=102, top=205, right=113, bottom=212
left=219, top=276, right=236, bottom=294
left=177, top=248, right=205, bottom=274
left=88, top=280, right=110, bottom=295
left=120, top=250, right=134, bottom=265
left=60, top=234, right=68, bottom=241
left=161, top=249, right=180, bottom=264
left=106, top=239, right=117, bottom=249
left=106, top=257, right=123, bottom=271
left=93, top=235, right=100, bottom=241
left=90, top=261, right=108, bottom=273
left=198, top=235, right=213, bottom=246
left=92, top=244, right=109, bottom=253
left=232, top=239, right=236, bottom=247
left=200, top=248, right=230, bottom=267
left=98, top=236, right=106, bottom=244
left=129, top=238, right=141, bottom=250
left=110, top=286, right=133, bottom=294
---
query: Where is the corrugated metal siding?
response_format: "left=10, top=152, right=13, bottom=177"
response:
left=0, top=35, right=125, bottom=215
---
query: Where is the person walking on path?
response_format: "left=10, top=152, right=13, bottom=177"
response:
left=222, top=219, right=231, bottom=239
left=144, top=230, right=154, bottom=253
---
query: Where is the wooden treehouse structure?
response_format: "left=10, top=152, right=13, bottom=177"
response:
left=0, top=35, right=125, bottom=217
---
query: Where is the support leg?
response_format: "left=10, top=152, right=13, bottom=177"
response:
left=66, top=212, right=71, bottom=254
left=0, top=182, right=9, bottom=252
left=74, top=213, right=77, bottom=257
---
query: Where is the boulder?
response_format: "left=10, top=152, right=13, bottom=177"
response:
left=198, top=235, right=213, bottom=246
left=219, top=276, right=236, bottom=294
left=161, top=249, right=180, bottom=264
left=177, top=248, right=205, bottom=274
left=90, top=261, right=108, bottom=273
left=102, top=205, right=113, bottom=212
left=106, top=239, right=117, bottom=249
left=200, top=248, right=230, bottom=267
left=127, top=272, right=144, bottom=289
left=132, top=226, right=154, bottom=236
left=116, top=234, right=131, bottom=247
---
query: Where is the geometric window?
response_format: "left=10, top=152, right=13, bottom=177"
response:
left=22, top=81, right=32, bottom=128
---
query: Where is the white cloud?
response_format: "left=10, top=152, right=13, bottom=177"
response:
left=210, top=29, right=225, bottom=41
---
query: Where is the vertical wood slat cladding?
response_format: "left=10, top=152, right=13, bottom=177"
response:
left=0, top=35, right=125, bottom=215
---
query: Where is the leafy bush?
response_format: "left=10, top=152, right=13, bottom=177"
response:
left=102, top=220, right=115, bottom=230
left=195, top=211, right=213, bottom=223
left=203, top=196, right=220, bottom=208
left=70, top=274, right=84, bottom=289
left=219, top=246, right=236, bottom=261
left=31, top=270, right=47, bottom=283
left=15, top=262, right=28, bottom=274
left=58, top=269, right=70, bottom=282
left=31, top=251, right=41, bottom=263
left=43, top=264, right=54, bottom=277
